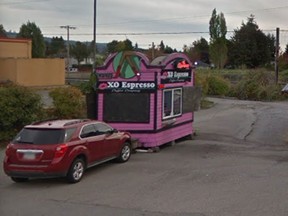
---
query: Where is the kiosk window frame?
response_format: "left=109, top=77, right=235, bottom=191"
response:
left=163, top=88, right=182, bottom=120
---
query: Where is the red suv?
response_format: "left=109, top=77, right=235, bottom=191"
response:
left=3, top=119, right=132, bottom=183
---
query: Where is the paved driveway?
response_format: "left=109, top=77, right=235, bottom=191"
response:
left=1, top=98, right=288, bottom=216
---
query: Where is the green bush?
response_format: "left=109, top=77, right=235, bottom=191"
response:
left=235, top=79, right=259, bottom=100
left=195, top=72, right=231, bottom=96
left=0, top=84, right=43, bottom=142
left=195, top=68, right=288, bottom=101
left=49, top=86, right=85, bottom=119
left=280, top=70, right=288, bottom=83
left=234, top=70, right=287, bottom=101
left=258, top=84, right=287, bottom=101
left=207, top=75, right=230, bottom=96
left=195, top=72, right=209, bottom=96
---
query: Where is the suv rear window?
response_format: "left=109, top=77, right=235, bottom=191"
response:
left=13, top=128, right=65, bottom=144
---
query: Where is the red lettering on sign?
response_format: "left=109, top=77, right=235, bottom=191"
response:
left=177, top=60, right=190, bottom=69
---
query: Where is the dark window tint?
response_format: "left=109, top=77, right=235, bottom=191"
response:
left=80, top=124, right=96, bottom=138
left=95, top=123, right=113, bottom=135
left=64, top=128, right=77, bottom=142
left=13, top=128, right=65, bottom=144
left=163, top=91, right=172, bottom=117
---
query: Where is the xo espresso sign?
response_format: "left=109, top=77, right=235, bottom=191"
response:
left=161, top=70, right=191, bottom=84
left=97, top=81, right=156, bottom=93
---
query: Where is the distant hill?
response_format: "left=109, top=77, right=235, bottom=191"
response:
left=5, top=31, right=107, bottom=54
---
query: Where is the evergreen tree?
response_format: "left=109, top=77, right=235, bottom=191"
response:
left=164, top=45, right=174, bottom=54
left=46, top=36, right=66, bottom=57
left=209, top=9, right=228, bottom=68
left=159, top=40, right=165, bottom=52
left=230, top=15, right=275, bottom=68
left=70, top=41, right=90, bottom=65
left=17, top=21, right=46, bottom=58
left=192, top=37, right=210, bottom=64
left=0, top=24, right=7, bottom=37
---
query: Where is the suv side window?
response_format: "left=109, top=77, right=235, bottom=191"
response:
left=64, top=128, right=77, bottom=142
left=95, top=123, right=113, bottom=135
left=80, top=124, right=96, bottom=138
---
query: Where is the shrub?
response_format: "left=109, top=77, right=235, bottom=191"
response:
left=235, top=79, right=259, bottom=100
left=49, top=86, right=85, bottom=119
left=280, top=70, right=288, bottom=83
left=258, top=84, right=288, bottom=101
left=0, top=84, right=43, bottom=141
left=234, top=70, right=287, bottom=101
left=195, top=72, right=209, bottom=96
left=207, top=75, right=230, bottom=96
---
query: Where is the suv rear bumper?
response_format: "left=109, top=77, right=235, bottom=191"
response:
left=4, top=169, right=67, bottom=179
left=3, top=161, right=68, bottom=179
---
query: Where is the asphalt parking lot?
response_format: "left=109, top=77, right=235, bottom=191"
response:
left=1, top=98, right=288, bottom=216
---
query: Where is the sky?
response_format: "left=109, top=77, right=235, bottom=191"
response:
left=1, top=0, right=288, bottom=51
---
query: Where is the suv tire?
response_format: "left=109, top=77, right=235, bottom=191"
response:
left=66, top=158, right=85, bottom=183
left=117, top=142, right=131, bottom=163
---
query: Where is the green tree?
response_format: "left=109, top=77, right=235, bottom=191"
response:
left=106, top=39, right=133, bottom=53
left=192, top=37, right=210, bottom=64
left=184, top=38, right=210, bottom=64
left=123, top=39, right=133, bottom=50
left=135, top=42, right=139, bottom=50
left=159, top=40, right=165, bottom=52
left=17, top=21, right=46, bottom=58
left=70, top=41, right=90, bottom=65
left=0, top=24, right=7, bottom=37
left=164, top=45, right=174, bottom=54
left=107, top=40, right=118, bottom=53
left=230, top=15, right=275, bottom=68
left=209, top=9, right=228, bottom=68
left=46, top=36, right=66, bottom=57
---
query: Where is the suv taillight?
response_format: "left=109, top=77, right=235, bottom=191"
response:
left=54, top=144, right=68, bottom=159
left=5, top=144, right=12, bottom=156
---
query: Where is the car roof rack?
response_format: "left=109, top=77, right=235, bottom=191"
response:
left=31, top=118, right=59, bottom=125
left=63, top=119, right=90, bottom=126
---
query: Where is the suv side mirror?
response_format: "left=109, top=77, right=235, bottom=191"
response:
left=106, top=129, right=118, bottom=135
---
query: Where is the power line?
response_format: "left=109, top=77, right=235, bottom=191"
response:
left=13, top=4, right=288, bottom=28
left=86, top=5, right=288, bottom=26
left=43, top=29, right=288, bottom=36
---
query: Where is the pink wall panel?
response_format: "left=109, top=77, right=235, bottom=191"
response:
left=133, top=123, right=193, bottom=147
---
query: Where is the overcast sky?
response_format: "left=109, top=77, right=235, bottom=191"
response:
left=1, top=0, right=288, bottom=51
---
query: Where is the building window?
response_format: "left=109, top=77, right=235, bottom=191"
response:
left=163, top=88, right=182, bottom=119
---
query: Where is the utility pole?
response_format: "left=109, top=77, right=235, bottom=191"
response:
left=275, top=27, right=280, bottom=84
left=92, top=0, right=97, bottom=73
left=60, top=25, right=76, bottom=70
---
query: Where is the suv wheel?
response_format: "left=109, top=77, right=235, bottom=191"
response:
left=66, top=158, right=85, bottom=183
left=117, top=143, right=131, bottom=163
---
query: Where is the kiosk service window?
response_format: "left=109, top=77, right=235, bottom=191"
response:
left=163, top=88, right=182, bottom=119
